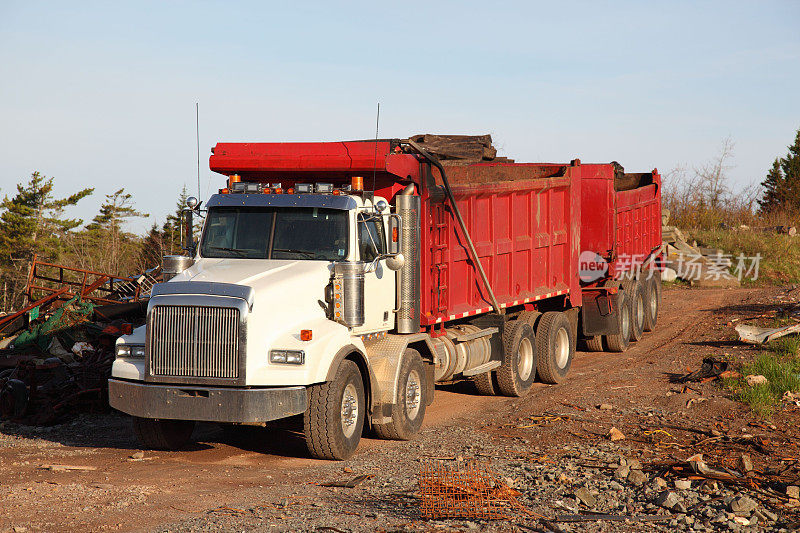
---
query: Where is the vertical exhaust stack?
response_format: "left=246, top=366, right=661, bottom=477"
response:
left=396, top=187, right=421, bottom=334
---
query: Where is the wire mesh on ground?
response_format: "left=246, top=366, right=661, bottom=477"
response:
left=419, top=459, right=522, bottom=520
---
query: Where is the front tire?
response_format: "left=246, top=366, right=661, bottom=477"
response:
left=304, top=359, right=365, bottom=460
left=132, top=417, right=195, bottom=450
left=496, top=320, right=536, bottom=397
left=536, top=312, right=575, bottom=384
left=374, top=349, right=427, bottom=440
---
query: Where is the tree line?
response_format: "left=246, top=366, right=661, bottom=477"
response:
left=0, top=176, right=189, bottom=312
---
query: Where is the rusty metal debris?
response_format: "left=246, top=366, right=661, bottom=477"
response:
left=419, top=460, right=520, bottom=520
left=675, top=357, right=729, bottom=383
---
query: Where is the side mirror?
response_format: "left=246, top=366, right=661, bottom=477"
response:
left=365, top=253, right=405, bottom=273
left=385, top=253, right=405, bottom=271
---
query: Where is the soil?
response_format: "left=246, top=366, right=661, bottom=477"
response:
left=1, top=286, right=799, bottom=532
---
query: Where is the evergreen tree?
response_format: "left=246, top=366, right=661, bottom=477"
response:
left=0, top=172, right=93, bottom=310
left=85, top=188, right=148, bottom=275
left=760, top=128, right=800, bottom=215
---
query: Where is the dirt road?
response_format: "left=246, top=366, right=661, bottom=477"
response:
left=0, top=286, right=792, bottom=532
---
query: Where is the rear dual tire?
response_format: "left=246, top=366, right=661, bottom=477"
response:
left=535, top=312, right=575, bottom=384
left=642, top=274, right=660, bottom=332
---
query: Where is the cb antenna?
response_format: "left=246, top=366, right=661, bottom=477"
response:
left=196, top=102, right=201, bottom=199
left=371, top=102, right=380, bottom=193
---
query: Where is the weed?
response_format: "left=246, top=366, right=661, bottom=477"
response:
left=724, top=348, right=800, bottom=417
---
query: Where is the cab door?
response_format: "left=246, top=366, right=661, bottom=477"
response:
left=353, top=212, right=395, bottom=334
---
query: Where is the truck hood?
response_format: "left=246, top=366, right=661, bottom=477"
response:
left=170, top=258, right=333, bottom=320
left=175, top=258, right=332, bottom=290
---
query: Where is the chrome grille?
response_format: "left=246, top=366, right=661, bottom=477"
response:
left=148, top=306, right=240, bottom=379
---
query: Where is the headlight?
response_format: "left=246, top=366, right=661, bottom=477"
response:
left=270, top=350, right=305, bottom=365
left=116, top=344, right=145, bottom=358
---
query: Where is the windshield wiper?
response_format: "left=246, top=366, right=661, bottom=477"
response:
left=272, top=248, right=318, bottom=258
left=206, top=246, right=248, bottom=257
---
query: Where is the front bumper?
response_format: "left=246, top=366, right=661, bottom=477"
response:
left=108, top=379, right=308, bottom=423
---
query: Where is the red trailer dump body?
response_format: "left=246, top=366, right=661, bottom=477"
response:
left=580, top=163, right=662, bottom=281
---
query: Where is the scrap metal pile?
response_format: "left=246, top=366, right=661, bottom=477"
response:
left=0, top=257, right=157, bottom=425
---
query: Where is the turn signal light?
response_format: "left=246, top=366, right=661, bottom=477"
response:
left=287, top=188, right=295, bottom=195
left=300, top=329, right=312, bottom=341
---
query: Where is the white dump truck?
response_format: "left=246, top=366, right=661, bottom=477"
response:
left=109, top=138, right=661, bottom=460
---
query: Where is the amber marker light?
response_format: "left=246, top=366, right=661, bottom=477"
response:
left=300, top=330, right=313, bottom=341
left=351, top=175, right=364, bottom=191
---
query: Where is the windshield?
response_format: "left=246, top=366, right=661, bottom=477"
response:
left=200, top=206, right=349, bottom=261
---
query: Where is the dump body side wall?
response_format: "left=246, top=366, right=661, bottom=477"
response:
left=419, top=163, right=581, bottom=326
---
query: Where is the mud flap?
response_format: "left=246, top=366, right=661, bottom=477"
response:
left=581, top=291, right=622, bottom=336
left=424, top=361, right=435, bottom=406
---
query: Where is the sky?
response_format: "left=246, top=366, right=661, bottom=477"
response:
left=1, top=1, right=799, bottom=234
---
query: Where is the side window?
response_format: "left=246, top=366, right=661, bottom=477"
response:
left=358, top=214, right=385, bottom=262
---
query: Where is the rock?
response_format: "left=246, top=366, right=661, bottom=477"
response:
left=651, top=477, right=668, bottom=490
left=574, top=487, right=596, bottom=508
left=627, top=459, right=642, bottom=470
left=627, top=469, right=648, bottom=487
left=729, top=494, right=757, bottom=515
left=760, top=508, right=778, bottom=521
left=609, top=481, right=624, bottom=491
left=673, top=502, right=687, bottom=514
left=608, top=427, right=625, bottom=441
left=655, top=490, right=681, bottom=510
left=662, top=268, right=678, bottom=282
left=614, top=465, right=630, bottom=481
left=130, top=451, right=145, bottom=460
left=675, top=479, right=692, bottom=490
left=597, top=403, right=613, bottom=410
left=745, top=374, right=768, bottom=386
left=787, top=486, right=800, bottom=499
left=738, top=454, right=753, bottom=473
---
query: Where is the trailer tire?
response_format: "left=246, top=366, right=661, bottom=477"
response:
left=642, top=275, right=659, bottom=332
left=304, top=359, right=365, bottom=460
left=373, top=349, right=427, bottom=441
left=623, top=279, right=645, bottom=342
left=132, top=417, right=195, bottom=450
left=496, top=321, right=536, bottom=397
left=604, top=286, right=630, bottom=353
left=535, top=312, right=575, bottom=384
left=472, top=371, right=498, bottom=396
left=584, top=335, right=604, bottom=352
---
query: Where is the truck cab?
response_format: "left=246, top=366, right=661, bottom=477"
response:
left=110, top=182, right=416, bottom=460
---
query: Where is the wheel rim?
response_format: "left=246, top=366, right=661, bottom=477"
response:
left=555, top=328, right=570, bottom=369
left=636, top=294, right=645, bottom=330
left=621, top=304, right=630, bottom=338
left=405, top=369, right=421, bottom=420
left=340, top=383, right=359, bottom=439
left=649, top=289, right=658, bottom=319
left=517, top=337, right=534, bottom=381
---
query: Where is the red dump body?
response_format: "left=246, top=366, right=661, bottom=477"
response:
left=580, top=164, right=662, bottom=280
